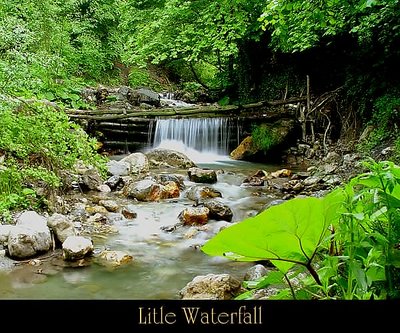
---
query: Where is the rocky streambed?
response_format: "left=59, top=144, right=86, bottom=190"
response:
left=0, top=146, right=363, bottom=299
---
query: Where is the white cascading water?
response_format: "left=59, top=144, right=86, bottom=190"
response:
left=150, top=117, right=233, bottom=163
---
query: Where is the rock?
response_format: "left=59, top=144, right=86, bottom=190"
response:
left=120, top=152, right=149, bottom=175
left=303, top=176, right=322, bottom=187
left=85, top=205, right=109, bottom=214
left=97, top=250, right=133, bottom=268
left=241, top=176, right=264, bottom=186
left=259, top=199, right=286, bottom=214
left=80, top=168, right=103, bottom=191
left=99, top=200, right=120, bottom=213
left=202, top=200, right=233, bottom=222
left=97, top=184, right=111, bottom=193
left=186, top=186, right=222, bottom=202
left=160, top=181, right=180, bottom=199
left=105, top=175, right=123, bottom=190
left=242, top=170, right=268, bottom=186
left=16, top=211, right=47, bottom=229
left=8, top=226, right=52, bottom=259
left=62, top=236, right=93, bottom=261
left=106, top=160, right=131, bottom=177
left=322, top=175, right=342, bottom=186
left=121, top=205, right=137, bottom=219
left=230, top=136, right=258, bottom=160
left=7, top=211, right=52, bottom=259
left=0, top=225, right=14, bottom=246
left=86, top=213, right=108, bottom=224
left=145, top=148, right=196, bottom=169
left=178, top=207, right=210, bottom=225
left=270, top=168, right=292, bottom=178
left=188, top=167, right=217, bottom=184
left=47, top=213, right=76, bottom=244
left=136, top=88, right=161, bottom=106
left=324, top=151, right=341, bottom=164
left=179, top=273, right=243, bottom=300
left=155, top=174, right=185, bottom=190
left=323, top=163, right=338, bottom=174
left=123, top=178, right=180, bottom=201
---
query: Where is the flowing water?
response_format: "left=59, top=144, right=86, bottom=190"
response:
left=0, top=117, right=286, bottom=299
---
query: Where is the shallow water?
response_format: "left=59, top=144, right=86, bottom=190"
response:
left=0, top=157, right=286, bottom=299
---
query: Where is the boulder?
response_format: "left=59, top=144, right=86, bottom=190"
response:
left=185, top=186, right=222, bottom=202
left=188, top=167, right=217, bottom=184
left=47, top=213, right=76, bottom=244
left=145, top=148, right=196, bottom=169
left=120, top=152, right=149, bottom=175
left=202, top=200, right=233, bottom=222
left=62, top=236, right=93, bottom=261
left=179, top=273, right=243, bottom=300
left=97, top=250, right=133, bottom=268
left=106, top=160, right=131, bottom=177
left=178, top=207, right=210, bottom=225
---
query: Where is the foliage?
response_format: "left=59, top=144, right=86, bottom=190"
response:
left=119, top=0, right=265, bottom=92
left=0, top=0, right=120, bottom=103
left=0, top=99, right=106, bottom=220
left=251, top=125, right=278, bottom=151
left=202, top=159, right=400, bottom=300
left=357, top=92, right=400, bottom=159
left=259, top=0, right=400, bottom=53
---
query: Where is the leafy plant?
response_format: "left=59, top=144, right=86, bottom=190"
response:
left=202, top=159, right=400, bottom=300
left=0, top=99, right=106, bottom=220
left=202, top=189, right=345, bottom=295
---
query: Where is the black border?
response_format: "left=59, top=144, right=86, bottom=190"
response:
left=2, top=299, right=397, bottom=331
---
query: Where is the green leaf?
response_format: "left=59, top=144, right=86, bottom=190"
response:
left=349, top=261, right=368, bottom=292
left=43, top=92, right=55, bottom=101
left=202, top=194, right=344, bottom=274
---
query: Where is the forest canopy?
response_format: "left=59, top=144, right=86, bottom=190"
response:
left=0, top=0, right=399, bottom=216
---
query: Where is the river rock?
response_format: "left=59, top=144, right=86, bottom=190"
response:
left=7, top=212, right=52, bottom=259
left=105, top=175, right=123, bottom=190
left=85, top=205, right=109, bottom=214
left=97, top=250, right=133, bottom=268
left=123, top=178, right=180, bottom=201
left=188, top=167, right=217, bottom=184
left=8, top=225, right=52, bottom=259
left=155, top=173, right=185, bottom=190
left=179, top=273, right=243, bottom=300
left=178, top=207, right=210, bottom=225
left=136, top=88, right=161, bottom=106
left=80, top=168, right=103, bottom=191
left=202, top=200, right=233, bottom=222
left=145, top=148, right=196, bottom=169
left=0, top=225, right=14, bottom=246
left=120, top=152, right=149, bottom=175
left=62, top=236, right=93, bottom=261
left=230, top=136, right=258, bottom=160
left=47, top=213, right=76, bottom=244
left=99, top=200, right=120, bottom=213
left=121, top=205, right=137, bottom=219
left=185, top=186, right=222, bottom=202
left=106, top=160, right=131, bottom=176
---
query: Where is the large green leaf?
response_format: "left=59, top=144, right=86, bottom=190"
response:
left=202, top=191, right=345, bottom=274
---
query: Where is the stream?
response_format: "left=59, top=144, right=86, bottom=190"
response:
left=0, top=156, right=287, bottom=299
left=0, top=113, right=291, bottom=299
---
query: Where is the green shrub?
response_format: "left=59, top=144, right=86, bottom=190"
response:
left=0, top=99, right=106, bottom=220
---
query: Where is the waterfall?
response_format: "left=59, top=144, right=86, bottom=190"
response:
left=149, top=117, right=235, bottom=162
